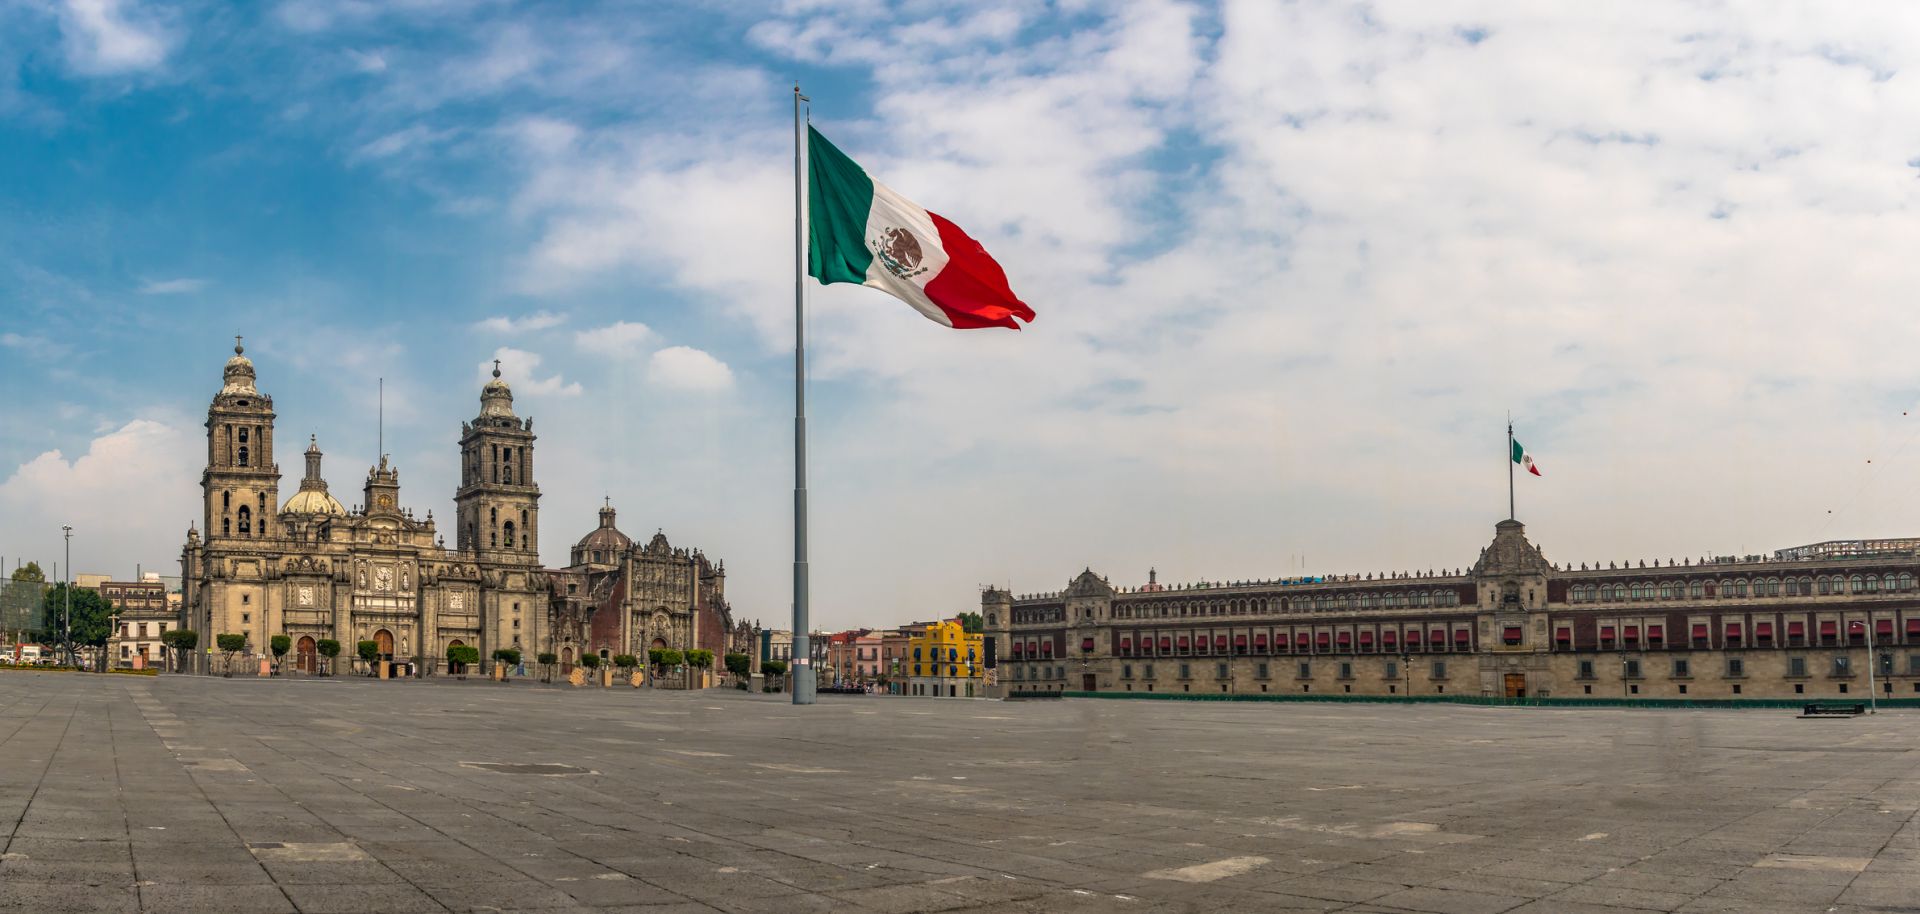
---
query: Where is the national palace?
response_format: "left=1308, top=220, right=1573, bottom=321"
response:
left=987, top=518, right=1920, bottom=700
left=179, top=340, right=748, bottom=676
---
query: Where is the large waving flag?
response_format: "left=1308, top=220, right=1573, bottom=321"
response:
left=806, top=126, right=1036, bottom=330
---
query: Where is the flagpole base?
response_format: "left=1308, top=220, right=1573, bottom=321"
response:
left=791, top=665, right=817, bottom=705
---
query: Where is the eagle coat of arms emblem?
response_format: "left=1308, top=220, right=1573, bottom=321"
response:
left=873, top=227, right=928, bottom=280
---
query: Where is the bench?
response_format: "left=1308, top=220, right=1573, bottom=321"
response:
left=1800, top=702, right=1866, bottom=718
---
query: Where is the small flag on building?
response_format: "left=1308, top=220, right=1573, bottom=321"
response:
left=806, top=126, right=1036, bottom=330
left=1511, top=438, right=1542, bottom=476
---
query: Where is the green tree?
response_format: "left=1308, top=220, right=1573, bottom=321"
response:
left=316, top=638, right=341, bottom=676
left=957, top=611, right=984, bottom=634
left=160, top=629, right=197, bottom=673
left=580, top=653, right=601, bottom=670
left=357, top=640, right=379, bottom=674
left=215, top=633, right=247, bottom=677
left=43, top=584, right=113, bottom=664
left=537, top=651, right=557, bottom=683
left=660, top=648, right=685, bottom=668
left=723, top=652, right=750, bottom=679
left=269, top=635, right=291, bottom=674
left=647, top=647, right=666, bottom=669
left=761, top=659, right=788, bottom=691
left=10, top=562, right=45, bottom=582
left=612, top=653, right=637, bottom=670
left=492, top=647, right=521, bottom=673
left=685, top=649, right=712, bottom=669
left=447, top=645, right=482, bottom=677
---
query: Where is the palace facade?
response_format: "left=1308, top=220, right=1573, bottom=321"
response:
left=180, top=341, right=743, bottom=676
left=988, top=518, right=1920, bottom=701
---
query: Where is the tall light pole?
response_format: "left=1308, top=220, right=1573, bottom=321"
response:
left=61, top=525, right=72, bottom=668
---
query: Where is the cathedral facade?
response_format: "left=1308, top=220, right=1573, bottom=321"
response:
left=179, top=341, right=738, bottom=676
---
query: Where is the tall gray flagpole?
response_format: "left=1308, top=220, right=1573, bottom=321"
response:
left=791, top=85, right=816, bottom=705
left=1507, top=415, right=1515, bottom=521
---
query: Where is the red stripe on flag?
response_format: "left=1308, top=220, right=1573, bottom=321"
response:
left=923, top=211, right=1036, bottom=330
left=1528, top=463, right=1541, bottom=476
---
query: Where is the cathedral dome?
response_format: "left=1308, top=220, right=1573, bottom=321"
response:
left=220, top=338, right=259, bottom=397
left=282, top=436, right=346, bottom=516
left=283, top=487, right=348, bottom=516
left=574, top=503, right=631, bottom=560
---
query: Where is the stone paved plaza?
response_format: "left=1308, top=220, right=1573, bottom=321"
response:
left=1, top=673, right=1917, bottom=913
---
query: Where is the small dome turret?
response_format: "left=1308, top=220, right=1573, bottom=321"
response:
left=220, top=336, right=258, bottom=397
left=480, top=359, right=515, bottom=418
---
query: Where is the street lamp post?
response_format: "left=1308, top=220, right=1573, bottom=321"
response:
left=61, top=525, right=72, bottom=668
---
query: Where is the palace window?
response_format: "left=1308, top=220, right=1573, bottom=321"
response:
left=1833, top=656, right=1852, bottom=676
left=1297, top=662, right=1311, bottom=679
left=1430, top=660, right=1447, bottom=679
left=1672, top=659, right=1690, bottom=677
left=1726, top=657, right=1744, bottom=677
left=1789, top=657, right=1807, bottom=677
left=1577, top=660, right=1594, bottom=679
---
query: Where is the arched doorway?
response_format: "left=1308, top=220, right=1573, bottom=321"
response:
left=296, top=636, right=317, bottom=673
left=447, top=639, right=467, bottom=675
left=374, top=629, right=394, bottom=660
left=561, top=646, right=574, bottom=675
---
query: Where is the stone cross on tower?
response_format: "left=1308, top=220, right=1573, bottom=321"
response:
left=493, top=359, right=502, bottom=378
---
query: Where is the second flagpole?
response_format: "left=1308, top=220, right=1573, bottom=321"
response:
left=791, top=85, right=816, bottom=706
left=1507, top=418, right=1515, bottom=521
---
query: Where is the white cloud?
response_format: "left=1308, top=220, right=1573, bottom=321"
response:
left=481, top=347, right=582, bottom=397
left=0, top=419, right=199, bottom=576
left=646, top=346, right=733, bottom=392
left=573, top=320, right=655, bottom=355
left=474, top=310, right=567, bottom=333
left=56, top=0, right=174, bottom=76
left=137, top=277, right=206, bottom=295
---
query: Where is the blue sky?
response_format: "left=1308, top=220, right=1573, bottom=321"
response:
left=9, top=2, right=1920, bottom=629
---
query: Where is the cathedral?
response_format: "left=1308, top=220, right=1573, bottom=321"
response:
left=179, top=340, right=744, bottom=677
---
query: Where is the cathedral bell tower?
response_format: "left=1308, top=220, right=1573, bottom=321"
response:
left=202, top=338, right=282, bottom=542
left=455, top=361, right=540, bottom=558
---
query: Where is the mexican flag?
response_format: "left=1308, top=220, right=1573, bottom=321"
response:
left=807, top=126, right=1036, bottom=330
left=1511, top=439, right=1542, bottom=476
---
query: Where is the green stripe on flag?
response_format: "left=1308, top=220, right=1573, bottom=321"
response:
left=1511, top=439, right=1525, bottom=464
left=807, top=126, right=875, bottom=286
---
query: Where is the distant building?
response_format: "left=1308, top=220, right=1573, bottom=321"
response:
left=989, top=518, right=1920, bottom=701
left=905, top=619, right=984, bottom=698
left=101, top=578, right=174, bottom=670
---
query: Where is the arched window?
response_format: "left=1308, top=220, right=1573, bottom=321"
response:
left=1850, top=575, right=1864, bottom=593
left=237, top=446, right=249, bottom=466
left=1900, top=574, right=1914, bottom=591
left=222, top=518, right=230, bottom=535
left=1866, top=575, right=1881, bottom=592
left=503, top=521, right=516, bottom=549
left=1816, top=576, right=1831, bottom=595
left=237, top=505, right=251, bottom=535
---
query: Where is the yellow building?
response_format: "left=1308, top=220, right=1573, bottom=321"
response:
left=905, top=619, right=984, bottom=698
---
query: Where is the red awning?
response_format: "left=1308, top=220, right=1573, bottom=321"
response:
left=1336, top=632, right=1352, bottom=644
left=1215, top=635, right=1229, bottom=647
left=1502, top=626, right=1522, bottom=639
left=1725, top=623, right=1741, bottom=637
left=1648, top=624, right=1664, bottom=640
left=1253, top=633, right=1268, bottom=645
left=1691, top=624, right=1709, bottom=638
left=1555, top=627, right=1571, bottom=641
left=1429, top=629, right=1445, bottom=643
left=1383, top=630, right=1398, bottom=644
left=1119, top=638, right=1132, bottom=651
left=1819, top=621, right=1837, bottom=635
left=1012, top=645, right=1023, bottom=657
left=1315, top=632, right=1331, bottom=645
left=1359, top=631, right=1374, bottom=644
left=1159, top=636, right=1172, bottom=650
left=1600, top=625, right=1616, bottom=638
left=1297, top=632, right=1311, bottom=644
left=1789, top=621, right=1806, bottom=636
left=1234, top=634, right=1249, bottom=645
left=1755, top=622, right=1773, bottom=637
left=1877, top=619, right=1894, bottom=635
left=1042, top=642, right=1054, bottom=656
left=1908, top=619, right=1920, bottom=635
left=1453, top=630, right=1470, bottom=642
left=1177, top=636, right=1190, bottom=648
left=1081, top=638, right=1095, bottom=651
left=1624, top=625, right=1639, bottom=640
left=1407, top=630, right=1423, bottom=643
